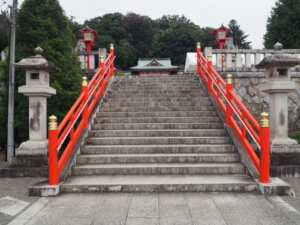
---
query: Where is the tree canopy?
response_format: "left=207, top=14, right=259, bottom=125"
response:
left=14, top=0, right=82, bottom=143
left=82, top=13, right=218, bottom=70
left=0, top=11, right=9, bottom=51
left=228, top=19, right=251, bottom=49
left=264, top=0, right=300, bottom=48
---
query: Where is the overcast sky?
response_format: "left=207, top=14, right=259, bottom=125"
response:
left=17, top=0, right=277, bottom=49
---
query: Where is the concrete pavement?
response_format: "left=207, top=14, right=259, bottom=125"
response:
left=4, top=191, right=300, bottom=225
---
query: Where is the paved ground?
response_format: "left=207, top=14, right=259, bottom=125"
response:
left=1, top=147, right=300, bottom=225
left=0, top=178, right=299, bottom=225
left=5, top=192, right=300, bottom=225
left=282, top=178, right=300, bottom=212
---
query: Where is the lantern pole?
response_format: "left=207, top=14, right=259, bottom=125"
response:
left=7, top=0, right=18, bottom=163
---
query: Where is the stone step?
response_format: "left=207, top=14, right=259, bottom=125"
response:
left=94, top=117, right=221, bottom=124
left=100, top=105, right=214, bottom=112
left=81, top=144, right=235, bottom=155
left=72, top=163, right=245, bottom=175
left=113, top=76, right=198, bottom=81
left=106, top=93, right=207, bottom=98
left=88, top=129, right=226, bottom=137
left=97, top=111, right=217, bottom=118
left=61, top=175, right=257, bottom=193
left=76, top=153, right=240, bottom=164
left=103, top=97, right=209, bottom=103
left=113, top=76, right=197, bottom=80
left=110, top=83, right=201, bottom=88
left=107, top=90, right=203, bottom=95
left=85, top=136, right=231, bottom=145
left=91, top=122, right=224, bottom=130
left=109, top=86, right=202, bottom=91
left=103, top=101, right=212, bottom=107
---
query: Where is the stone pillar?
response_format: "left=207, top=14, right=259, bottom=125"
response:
left=257, top=43, right=300, bottom=177
left=245, top=53, right=252, bottom=69
left=204, top=47, right=212, bottom=59
left=90, top=55, right=95, bottom=70
left=255, top=53, right=261, bottom=65
left=226, top=53, right=232, bottom=69
left=216, top=54, right=222, bottom=68
left=14, top=47, right=59, bottom=156
left=236, top=53, right=242, bottom=70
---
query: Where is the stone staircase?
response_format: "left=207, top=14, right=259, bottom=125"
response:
left=61, top=75, right=258, bottom=193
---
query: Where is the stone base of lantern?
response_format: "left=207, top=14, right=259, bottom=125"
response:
left=270, top=144, right=300, bottom=177
left=16, top=140, right=48, bottom=156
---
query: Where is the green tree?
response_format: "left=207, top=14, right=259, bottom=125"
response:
left=15, top=0, right=82, bottom=143
left=0, top=60, right=7, bottom=148
left=68, top=16, right=84, bottom=45
left=228, top=19, right=251, bottom=49
left=151, top=15, right=203, bottom=65
left=115, top=39, right=136, bottom=70
left=85, top=13, right=127, bottom=47
left=199, top=27, right=217, bottom=49
left=0, top=11, right=9, bottom=51
left=264, top=0, right=300, bottom=48
left=124, top=12, right=155, bottom=58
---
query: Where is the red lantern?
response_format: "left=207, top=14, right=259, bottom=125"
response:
left=80, top=27, right=98, bottom=70
left=80, top=27, right=98, bottom=51
left=212, top=25, right=230, bottom=50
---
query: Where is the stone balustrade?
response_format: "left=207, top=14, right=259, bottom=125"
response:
left=204, top=48, right=300, bottom=74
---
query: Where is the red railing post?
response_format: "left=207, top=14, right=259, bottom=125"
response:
left=110, top=44, right=115, bottom=76
left=86, top=45, right=91, bottom=71
left=226, top=74, right=233, bottom=126
left=196, top=42, right=201, bottom=76
left=100, top=56, right=105, bottom=94
left=259, top=112, right=270, bottom=183
left=48, top=115, right=59, bottom=185
left=207, top=55, right=213, bottom=93
left=81, top=76, right=89, bottom=128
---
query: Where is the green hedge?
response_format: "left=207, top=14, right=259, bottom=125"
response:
left=289, top=131, right=300, bottom=144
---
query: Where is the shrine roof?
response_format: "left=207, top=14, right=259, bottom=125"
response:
left=130, top=58, right=178, bottom=70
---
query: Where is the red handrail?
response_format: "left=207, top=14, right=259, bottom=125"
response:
left=48, top=46, right=115, bottom=185
left=196, top=44, right=270, bottom=183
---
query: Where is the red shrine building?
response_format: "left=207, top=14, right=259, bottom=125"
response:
left=130, top=58, right=179, bottom=75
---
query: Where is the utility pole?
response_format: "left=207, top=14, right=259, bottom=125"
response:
left=7, top=0, right=18, bottom=163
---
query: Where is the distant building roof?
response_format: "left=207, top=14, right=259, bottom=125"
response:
left=130, top=58, right=178, bottom=71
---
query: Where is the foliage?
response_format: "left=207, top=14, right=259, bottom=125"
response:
left=264, top=0, right=300, bottom=48
left=82, top=13, right=219, bottom=70
left=124, top=12, right=155, bottom=58
left=0, top=11, right=9, bottom=51
left=115, top=39, right=137, bottom=70
left=289, top=131, right=300, bottom=144
left=84, top=13, right=127, bottom=48
left=151, top=15, right=213, bottom=65
left=14, top=0, right=82, bottom=143
left=0, top=60, right=7, bottom=148
left=228, top=19, right=251, bottom=49
left=68, top=16, right=84, bottom=46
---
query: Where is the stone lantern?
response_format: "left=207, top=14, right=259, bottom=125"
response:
left=257, top=43, right=300, bottom=148
left=15, top=47, right=60, bottom=156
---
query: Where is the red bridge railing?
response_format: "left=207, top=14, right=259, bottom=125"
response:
left=48, top=45, right=115, bottom=185
left=196, top=43, right=270, bottom=183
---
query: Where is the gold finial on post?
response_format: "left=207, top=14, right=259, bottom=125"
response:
left=207, top=55, right=212, bottom=62
left=110, top=44, right=114, bottom=50
left=260, top=112, right=269, bottom=127
left=82, top=76, right=88, bottom=86
left=100, top=56, right=105, bottom=63
left=197, top=42, right=201, bottom=49
left=48, top=115, right=57, bottom=130
left=226, top=74, right=233, bottom=84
